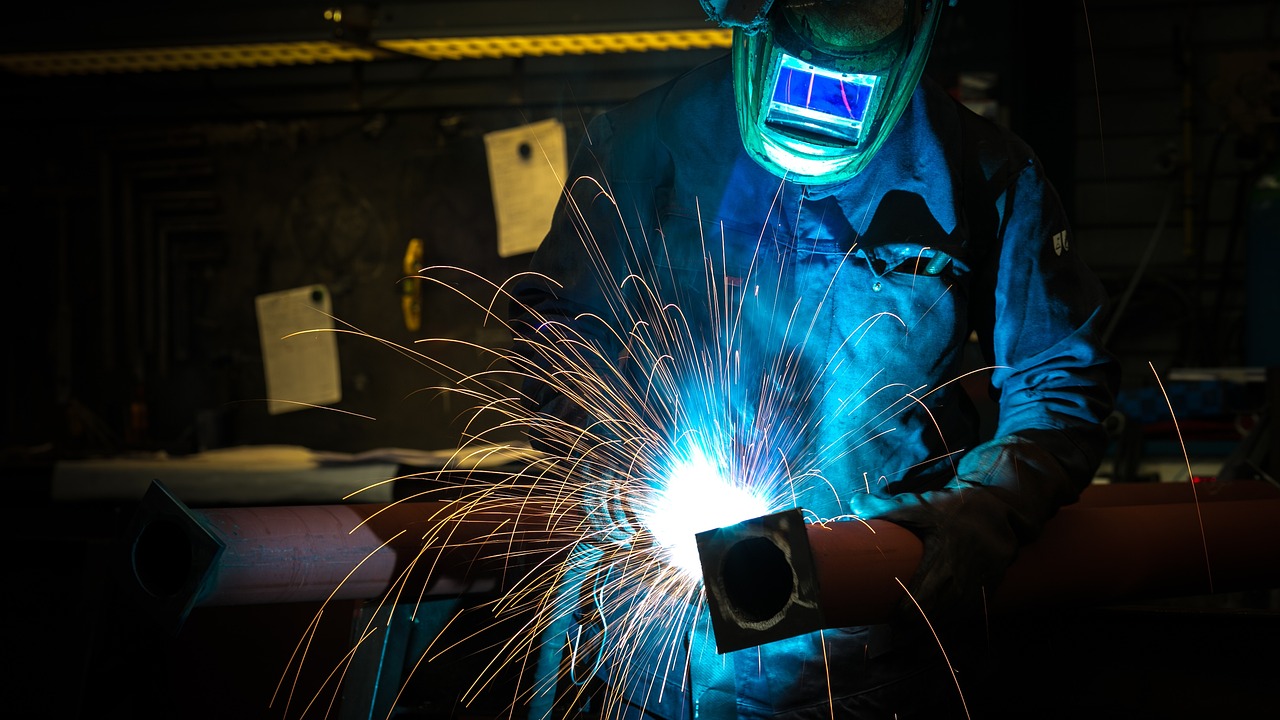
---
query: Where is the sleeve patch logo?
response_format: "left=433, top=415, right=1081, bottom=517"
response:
left=1052, top=230, right=1070, bottom=256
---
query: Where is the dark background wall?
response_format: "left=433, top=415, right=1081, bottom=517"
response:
left=0, top=1, right=734, bottom=459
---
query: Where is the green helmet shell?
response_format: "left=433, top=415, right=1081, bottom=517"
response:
left=732, top=0, right=945, bottom=185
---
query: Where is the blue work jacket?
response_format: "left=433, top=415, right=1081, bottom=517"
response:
left=511, top=53, right=1118, bottom=719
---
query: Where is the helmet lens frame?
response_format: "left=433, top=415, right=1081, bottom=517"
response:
left=765, top=53, right=883, bottom=149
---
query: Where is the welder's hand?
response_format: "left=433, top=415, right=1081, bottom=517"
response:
left=529, top=393, right=639, bottom=547
left=580, top=461, right=639, bottom=548
left=849, top=434, right=1078, bottom=623
left=849, top=479, right=1022, bottom=623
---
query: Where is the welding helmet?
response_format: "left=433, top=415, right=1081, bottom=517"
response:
left=706, top=0, right=950, bottom=185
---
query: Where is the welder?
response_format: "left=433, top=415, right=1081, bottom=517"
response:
left=510, top=1, right=1120, bottom=717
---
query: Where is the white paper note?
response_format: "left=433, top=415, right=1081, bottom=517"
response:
left=484, top=118, right=567, bottom=258
left=255, top=284, right=342, bottom=415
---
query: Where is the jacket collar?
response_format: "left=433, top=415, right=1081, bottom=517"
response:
left=790, top=79, right=960, bottom=239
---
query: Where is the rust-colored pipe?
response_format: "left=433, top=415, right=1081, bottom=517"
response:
left=697, top=480, right=1280, bottom=653
left=124, top=481, right=577, bottom=632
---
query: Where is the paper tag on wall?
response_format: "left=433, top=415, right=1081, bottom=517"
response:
left=255, top=284, right=342, bottom=415
left=483, top=118, right=567, bottom=258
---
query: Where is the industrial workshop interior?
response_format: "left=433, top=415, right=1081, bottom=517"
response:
left=2, top=1, right=1278, bottom=718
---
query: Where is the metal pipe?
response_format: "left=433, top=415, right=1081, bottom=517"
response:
left=123, top=481, right=576, bottom=632
left=696, top=480, right=1280, bottom=653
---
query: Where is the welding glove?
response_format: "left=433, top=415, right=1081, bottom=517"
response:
left=849, top=430, right=1085, bottom=624
left=526, top=392, right=638, bottom=548
left=581, top=459, right=639, bottom=548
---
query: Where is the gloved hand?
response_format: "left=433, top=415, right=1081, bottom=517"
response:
left=526, top=392, right=640, bottom=548
left=848, top=433, right=1082, bottom=624
left=580, top=458, right=639, bottom=548
left=849, top=478, right=1023, bottom=623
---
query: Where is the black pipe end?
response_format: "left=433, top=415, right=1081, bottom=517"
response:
left=695, top=508, right=822, bottom=653
left=121, top=480, right=225, bottom=635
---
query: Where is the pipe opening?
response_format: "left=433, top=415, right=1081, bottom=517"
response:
left=721, top=536, right=793, bottom=624
left=132, top=517, right=193, bottom=599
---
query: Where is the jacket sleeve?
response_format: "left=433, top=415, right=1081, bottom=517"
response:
left=506, top=109, right=664, bottom=548
left=506, top=84, right=675, bottom=434
left=973, top=133, right=1121, bottom=519
left=850, top=125, right=1120, bottom=620
left=507, top=111, right=630, bottom=437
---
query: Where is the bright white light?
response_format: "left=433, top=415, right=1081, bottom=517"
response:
left=638, top=444, right=770, bottom=580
